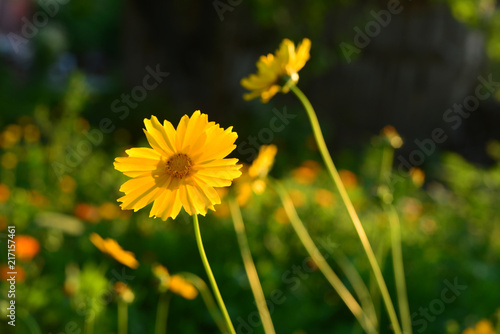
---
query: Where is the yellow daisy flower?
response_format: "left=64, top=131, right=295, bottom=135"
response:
left=90, top=233, right=139, bottom=269
left=241, top=38, right=311, bottom=103
left=114, top=111, right=242, bottom=220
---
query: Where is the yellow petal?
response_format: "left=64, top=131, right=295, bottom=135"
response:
left=118, top=175, right=163, bottom=211
left=143, top=116, right=175, bottom=157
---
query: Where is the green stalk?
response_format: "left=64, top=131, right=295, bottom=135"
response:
left=333, top=250, right=378, bottom=330
left=289, top=84, right=401, bottom=334
left=193, top=214, right=236, bottom=334
left=178, top=272, right=228, bottom=333
left=379, top=144, right=412, bottom=334
left=155, top=292, right=172, bottom=334
left=229, top=199, right=276, bottom=334
left=118, top=300, right=128, bottom=334
left=387, top=204, right=412, bottom=334
left=273, top=181, right=377, bottom=334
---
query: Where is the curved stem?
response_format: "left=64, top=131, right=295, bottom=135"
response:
left=193, top=214, right=236, bottom=334
left=178, top=272, right=228, bottom=334
left=229, top=199, right=276, bottom=334
left=155, top=292, right=172, bottom=334
left=289, top=84, right=402, bottom=334
left=333, top=250, right=378, bottom=330
left=273, top=181, right=377, bottom=334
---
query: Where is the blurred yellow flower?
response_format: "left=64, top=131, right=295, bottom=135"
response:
left=274, top=207, right=289, bottom=225
left=60, top=175, right=77, bottom=194
left=114, top=111, right=242, bottom=220
left=462, top=319, right=496, bottom=334
left=248, top=145, right=277, bottom=178
left=236, top=145, right=277, bottom=206
left=169, top=275, right=198, bottom=300
left=98, top=202, right=121, bottom=220
left=114, top=282, right=135, bottom=303
left=23, top=124, right=41, bottom=143
left=241, top=38, right=311, bottom=103
left=410, top=167, right=425, bottom=187
left=152, top=264, right=198, bottom=299
left=90, top=233, right=139, bottom=269
left=1, top=152, right=18, bottom=169
left=0, top=125, right=22, bottom=148
left=14, top=235, right=40, bottom=261
left=381, top=125, right=403, bottom=149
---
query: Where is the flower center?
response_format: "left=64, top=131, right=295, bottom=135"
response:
left=166, top=153, right=192, bottom=179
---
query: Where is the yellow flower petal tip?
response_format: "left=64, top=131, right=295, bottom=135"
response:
left=241, top=38, right=311, bottom=103
left=89, top=233, right=139, bottom=269
left=114, top=111, right=242, bottom=220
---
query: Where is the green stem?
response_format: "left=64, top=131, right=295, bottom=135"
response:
left=273, top=181, right=377, bottom=334
left=387, top=205, right=412, bottom=334
left=118, top=301, right=128, bottom=334
left=193, top=214, right=236, bottom=334
left=155, top=292, right=172, bottom=334
left=290, top=84, right=402, bottom=334
left=333, top=250, right=378, bottom=330
left=84, top=312, right=95, bottom=334
left=178, top=272, right=228, bottom=334
left=229, top=199, right=276, bottom=334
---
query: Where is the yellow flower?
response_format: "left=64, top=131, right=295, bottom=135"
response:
left=89, top=233, right=139, bottom=269
left=241, top=38, right=311, bottom=103
left=114, top=282, right=135, bottom=303
left=462, top=319, right=497, bottom=334
left=248, top=144, right=277, bottom=178
left=114, top=111, right=242, bottom=220
left=152, top=264, right=198, bottom=299
left=169, top=275, right=198, bottom=300
left=236, top=145, right=277, bottom=206
left=381, top=125, right=403, bottom=149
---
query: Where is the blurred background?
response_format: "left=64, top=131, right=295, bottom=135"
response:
left=0, top=0, right=499, bottom=333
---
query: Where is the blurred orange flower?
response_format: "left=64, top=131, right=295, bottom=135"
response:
left=75, top=203, right=100, bottom=223
left=0, top=184, right=10, bottom=203
left=339, top=169, right=358, bottom=189
left=90, top=233, right=139, bottom=269
left=291, top=160, right=321, bottom=185
left=0, top=265, right=25, bottom=283
left=14, top=235, right=40, bottom=261
left=314, top=189, right=335, bottom=208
